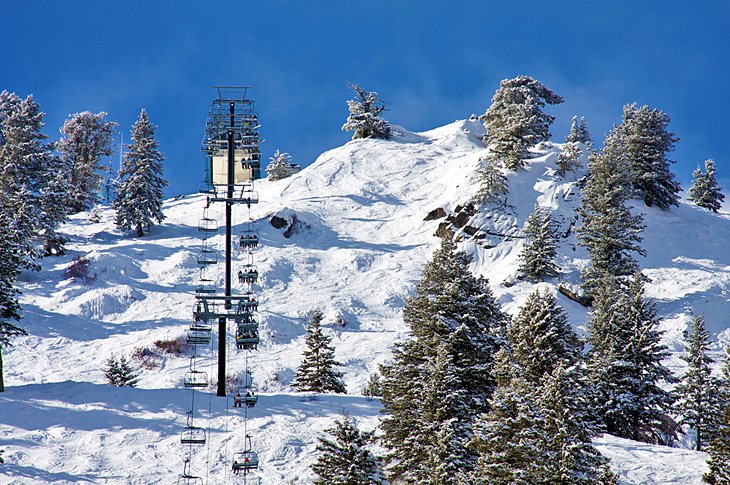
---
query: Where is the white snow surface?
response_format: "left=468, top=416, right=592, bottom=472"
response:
left=2, top=120, right=727, bottom=483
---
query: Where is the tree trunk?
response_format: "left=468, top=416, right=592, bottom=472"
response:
left=0, top=346, right=5, bottom=392
left=136, top=224, right=144, bottom=237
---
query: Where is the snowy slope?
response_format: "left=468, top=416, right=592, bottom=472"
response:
left=2, top=119, right=728, bottom=483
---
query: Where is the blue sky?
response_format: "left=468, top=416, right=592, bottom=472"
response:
left=3, top=1, right=729, bottom=196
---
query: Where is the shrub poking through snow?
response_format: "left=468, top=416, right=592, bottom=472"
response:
left=153, top=337, right=190, bottom=355
left=64, top=255, right=95, bottom=283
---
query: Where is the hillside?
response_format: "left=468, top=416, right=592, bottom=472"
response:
left=1, top=120, right=727, bottom=483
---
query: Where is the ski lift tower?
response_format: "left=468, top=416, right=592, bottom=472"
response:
left=199, top=86, right=261, bottom=397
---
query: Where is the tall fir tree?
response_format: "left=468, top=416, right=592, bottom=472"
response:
left=556, top=141, right=582, bottom=177
left=104, top=354, right=139, bottom=387
left=266, top=149, right=294, bottom=181
left=292, top=309, right=346, bottom=394
left=704, top=404, right=730, bottom=485
left=379, top=232, right=507, bottom=482
left=587, top=274, right=676, bottom=443
left=342, top=84, right=391, bottom=140
left=675, top=315, right=724, bottom=451
left=616, top=103, right=681, bottom=209
left=566, top=115, right=582, bottom=143
left=480, top=75, right=563, bottom=170
left=0, top=225, right=25, bottom=393
left=689, top=159, right=725, bottom=212
left=39, top=154, right=73, bottom=255
left=518, top=208, right=560, bottom=280
left=472, top=156, right=509, bottom=205
left=507, top=289, right=581, bottom=381
left=311, top=416, right=385, bottom=485
left=577, top=129, right=646, bottom=294
left=58, top=111, right=117, bottom=213
left=113, top=109, right=167, bottom=237
left=578, top=116, right=593, bottom=146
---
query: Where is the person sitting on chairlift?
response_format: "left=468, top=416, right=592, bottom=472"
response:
left=234, top=393, right=242, bottom=407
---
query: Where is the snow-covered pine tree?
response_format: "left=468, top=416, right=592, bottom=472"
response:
left=577, top=128, right=646, bottom=294
left=39, top=154, right=73, bottom=255
left=689, top=159, right=725, bottom=212
left=507, top=289, right=581, bottom=382
left=578, top=116, right=593, bottom=146
left=588, top=273, right=676, bottom=444
left=266, top=149, right=294, bottom=181
left=311, top=416, right=385, bottom=485
left=675, top=315, right=724, bottom=451
left=104, top=354, right=139, bottom=387
left=556, top=141, right=582, bottom=177
left=480, top=75, right=563, bottom=170
left=616, top=103, right=681, bottom=209
left=704, top=404, right=730, bottom=485
left=379, top=232, right=507, bottom=482
left=0, top=92, right=55, bottom=271
left=58, top=111, right=117, bottom=213
left=0, top=228, right=25, bottom=393
left=342, top=84, right=391, bottom=140
left=113, top=109, right=167, bottom=237
left=361, top=371, right=381, bottom=399
left=518, top=208, right=560, bottom=280
left=472, top=156, right=509, bottom=205
left=566, top=115, right=582, bottom=143
left=292, top=309, right=346, bottom=394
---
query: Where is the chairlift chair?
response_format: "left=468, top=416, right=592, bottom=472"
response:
left=232, top=435, right=259, bottom=474
left=233, top=386, right=258, bottom=408
left=180, top=412, right=207, bottom=445
left=238, top=265, right=259, bottom=285
left=197, top=217, right=218, bottom=233
left=235, top=321, right=259, bottom=350
left=197, top=246, right=218, bottom=266
left=239, top=231, right=259, bottom=249
left=177, top=459, right=204, bottom=485
left=183, top=358, right=209, bottom=388
left=237, top=295, right=258, bottom=313
left=186, top=329, right=211, bottom=346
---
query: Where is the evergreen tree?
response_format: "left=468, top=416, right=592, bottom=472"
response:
left=480, top=75, right=563, bottom=170
left=577, top=129, right=646, bottom=294
left=39, top=154, right=73, bottom=255
left=292, top=309, right=346, bottom=394
left=58, top=111, right=117, bottom=214
left=113, top=109, right=167, bottom=237
left=616, top=103, right=681, bottom=209
left=379, top=232, right=507, bottom=482
left=311, top=416, right=385, bottom=485
left=266, top=149, right=294, bottom=181
left=104, top=354, right=139, bottom=387
left=472, top=156, right=509, bottom=205
left=342, top=84, right=391, bottom=140
left=0, top=232, right=24, bottom=393
left=556, top=142, right=582, bottom=177
left=518, top=208, right=560, bottom=280
left=566, top=115, right=582, bottom=144
left=587, top=274, right=676, bottom=443
left=689, top=159, right=725, bottom=212
left=361, top=371, right=381, bottom=399
left=508, top=289, right=581, bottom=381
left=704, top=404, right=730, bottom=484
left=675, top=315, right=724, bottom=451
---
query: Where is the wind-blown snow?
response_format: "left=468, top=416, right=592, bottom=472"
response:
left=2, top=120, right=726, bottom=483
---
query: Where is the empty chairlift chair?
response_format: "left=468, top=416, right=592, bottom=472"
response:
left=197, top=244, right=218, bottom=266
left=197, top=217, right=218, bottom=234
left=183, top=358, right=208, bottom=388
left=239, top=231, right=259, bottom=249
left=180, top=411, right=206, bottom=445
left=232, top=435, right=259, bottom=474
left=238, top=265, right=259, bottom=285
left=177, top=459, right=203, bottom=485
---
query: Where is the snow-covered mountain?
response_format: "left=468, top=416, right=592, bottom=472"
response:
left=2, top=119, right=727, bottom=483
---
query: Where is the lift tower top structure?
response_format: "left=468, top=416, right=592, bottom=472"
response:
left=200, top=86, right=261, bottom=397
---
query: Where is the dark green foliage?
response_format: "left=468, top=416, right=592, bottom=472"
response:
left=518, top=208, right=560, bottom=280
left=616, top=103, right=681, bottom=209
left=104, top=354, right=139, bottom=387
left=566, top=115, right=593, bottom=147
left=379, top=233, right=506, bottom=482
left=342, top=84, right=391, bottom=140
left=311, top=416, right=385, bottom=485
left=689, top=160, right=725, bottom=212
left=675, top=315, right=724, bottom=451
left=472, top=156, right=509, bottom=205
left=577, top=129, right=646, bottom=294
left=361, top=371, right=381, bottom=400
left=113, top=109, right=167, bottom=237
left=587, top=274, right=676, bottom=443
left=704, top=404, right=730, bottom=484
left=508, top=289, right=581, bottom=381
left=556, top=142, right=582, bottom=177
left=480, top=76, right=563, bottom=170
left=292, top=309, right=346, bottom=394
